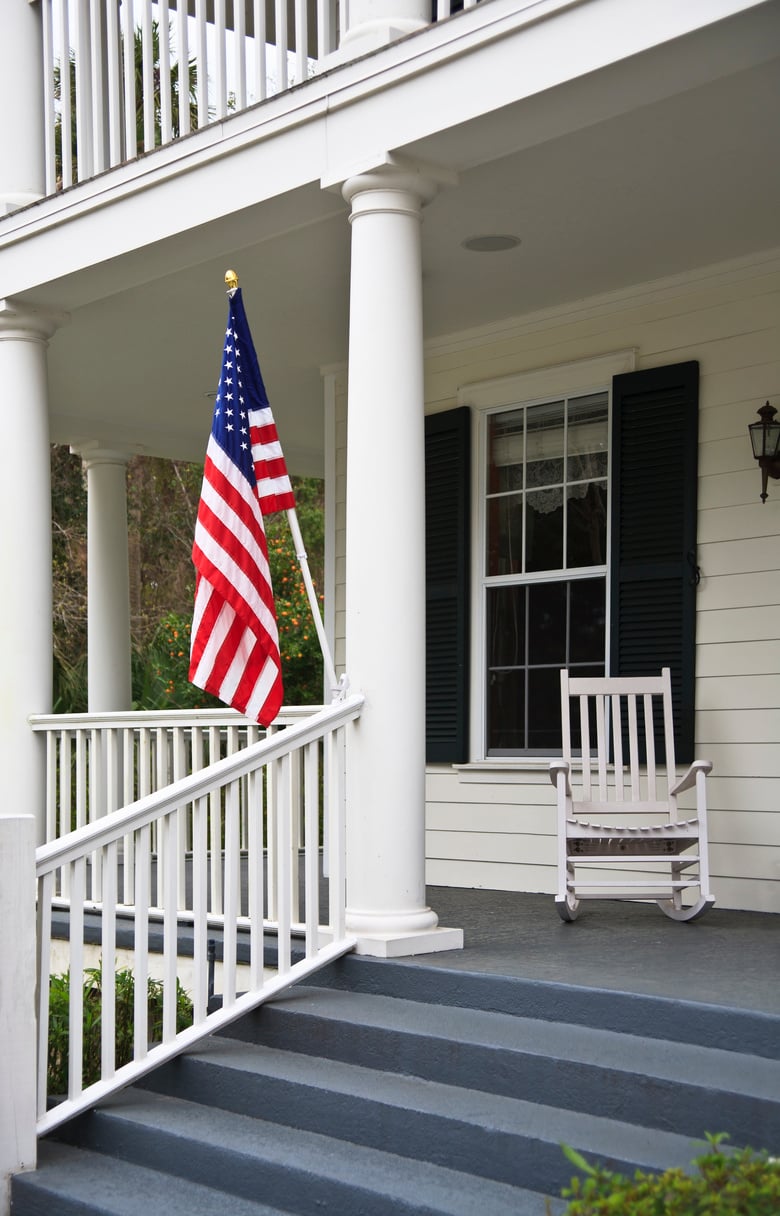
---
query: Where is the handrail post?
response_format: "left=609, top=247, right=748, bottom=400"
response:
left=0, top=816, right=37, bottom=1212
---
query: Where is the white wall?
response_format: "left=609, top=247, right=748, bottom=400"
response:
left=332, top=248, right=780, bottom=913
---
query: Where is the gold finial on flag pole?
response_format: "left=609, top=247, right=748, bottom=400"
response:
left=225, top=269, right=239, bottom=293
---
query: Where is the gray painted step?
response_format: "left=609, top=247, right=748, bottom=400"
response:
left=219, top=985, right=780, bottom=1146
left=140, top=1034, right=706, bottom=1195
left=55, top=1088, right=565, bottom=1216
left=310, top=955, right=780, bottom=1060
left=12, top=1140, right=289, bottom=1216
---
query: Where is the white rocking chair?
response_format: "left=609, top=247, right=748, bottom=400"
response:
left=550, top=668, right=714, bottom=922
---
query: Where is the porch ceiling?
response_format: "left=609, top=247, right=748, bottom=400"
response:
left=34, top=1, right=780, bottom=474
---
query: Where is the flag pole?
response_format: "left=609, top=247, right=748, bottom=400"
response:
left=224, top=270, right=342, bottom=703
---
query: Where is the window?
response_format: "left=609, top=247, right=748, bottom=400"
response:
left=425, top=354, right=699, bottom=766
left=483, top=391, right=609, bottom=754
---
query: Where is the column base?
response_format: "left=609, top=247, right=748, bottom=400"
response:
left=325, top=18, right=428, bottom=65
left=354, top=925, right=464, bottom=958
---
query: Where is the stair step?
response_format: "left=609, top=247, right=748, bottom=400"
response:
left=12, top=1140, right=289, bottom=1216
left=55, top=1088, right=565, bottom=1216
left=140, top=1034, right=704, bottom=1195
left=311, top=956, right=780, bottom=1059
left=219, top=985, right=780, bottom=1145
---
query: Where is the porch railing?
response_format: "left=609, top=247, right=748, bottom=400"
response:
left=33, top=693, right=363, bottom=1135
left=42, top=0, right=339, bottom=193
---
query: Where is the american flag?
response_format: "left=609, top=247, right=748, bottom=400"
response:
left=189, top=288, right=295, bottom=726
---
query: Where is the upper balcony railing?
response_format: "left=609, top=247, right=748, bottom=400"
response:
left=40, top=0, right=475, bottom=195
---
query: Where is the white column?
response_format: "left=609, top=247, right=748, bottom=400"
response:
left=74, top=447, right=133, bottom=712
left=338, top=0, right=430, bottom=55
left=0, top=302, right=62, bottom=843
left=342, top=166, right=462, bottom=956
left=0, top=0, right=45, bottom=214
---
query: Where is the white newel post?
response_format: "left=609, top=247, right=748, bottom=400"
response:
left=0, top=302, right=63, bottom=844
left=74, top=447, right=133, bottom=712
left=0, top=0, right=45, bottom=214
left=341, top=166, right=462, bottom=956
left=0, top=816, right=37, bottom=1211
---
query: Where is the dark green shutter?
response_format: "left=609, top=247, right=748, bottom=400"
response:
left=610, top=362, right=699, bottom=762
left=425, top=407, right=471, bottom=763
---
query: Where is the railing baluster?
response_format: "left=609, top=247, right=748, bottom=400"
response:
left=36, top=871, right=54, bottom=1119
left=57, top=0, right=74, bottom=189
left=45, top=731, right=57, bottom=845
left=195, top=0, right=209, bottom=128
left=74, top=0, right=94, bottom=180
left=89, top=0, right=106, bottom=173
left=254, top=0, right=267, bottom=101
left=133, top=825, right=151, bottom=1062
left=222, top=781, right=240, bottom=1005
left=208, top=726, right=223, bottom=914
left=276, top=752, right=292, bottom=974
left=295, top=0, right=308, bottom=84
left=214, top=0, right=228, bottom=119
left=162, top=811, right=179, bottom=1042
left=275, top=0, right=289, bottom=93
left=68, top=857, right=86, bottom=1101
left=192, top=793, right=209, bottom=1023
left=105, top=0, right=123, bottom=164
left=304, top=741, right=319, bottom=957
left=173, top=726, right=188, bottom=911
left=234, top=0, right=247, bottom=112
left=328, top=725, right=346, bottom=941
left=122, top=0, right=137, bottom=159
left=158, top=0, right=173, bottom=145
left=141, top=0, right=155, bottom=150
left=41, top=0, right=57, bottom=194
left=123, top=728, right=135, bottom=904
left=89, top=728, right=103, bottom=901
left=101, top=840, right=118, bottom=1080
left=176, top=0, right=191, bottom=137
left=248, top=764, right=265, bottom=990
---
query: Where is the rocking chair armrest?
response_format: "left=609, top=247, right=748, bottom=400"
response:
left=549, top=759, right=571, bottom=796
left=670, top=758, right=713, bottom=796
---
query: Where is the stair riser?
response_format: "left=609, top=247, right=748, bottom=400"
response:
left=223, top=1008, right=779, bottom=1147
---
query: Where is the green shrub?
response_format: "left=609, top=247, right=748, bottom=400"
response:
left=48, top=964, right=193, bottom=1095
left=555, top=1136, right=780, bottom=1215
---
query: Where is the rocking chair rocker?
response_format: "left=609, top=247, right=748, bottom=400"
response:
left=550, top=668, right=714, bottom=922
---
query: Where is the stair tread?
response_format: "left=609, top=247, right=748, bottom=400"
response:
left=14, top=1140, right=289, bottom=1216
left=250, top=985, right=779, bottom=1099
left=156, top=1037, right=705, bottom=1171
left=76, top=1088, right=566, bottom=1215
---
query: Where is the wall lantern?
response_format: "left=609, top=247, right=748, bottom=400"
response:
left=748, top=402, right=780, bottom=503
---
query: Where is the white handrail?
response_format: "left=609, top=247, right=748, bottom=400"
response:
left=35, top=694, right=363, bottom=1136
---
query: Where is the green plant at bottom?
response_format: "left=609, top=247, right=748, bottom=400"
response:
left=553, top=1135, right=780, bottom=1215
left=48, top=964, right=193, bottom=1095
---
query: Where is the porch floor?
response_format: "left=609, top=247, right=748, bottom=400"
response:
left=419, top=887, right=780, bottom=1016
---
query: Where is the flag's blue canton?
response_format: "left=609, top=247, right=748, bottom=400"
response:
left=212, top=307, right=256, bottom=486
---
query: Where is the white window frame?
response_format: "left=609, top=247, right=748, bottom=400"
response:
left=459, top=350, right=636, bottom=763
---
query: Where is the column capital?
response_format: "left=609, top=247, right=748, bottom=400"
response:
left=71, top=443, right=132, bottom=469
left=341, top=157, right=457, bottom=213
left=0, top=298, right=69, bottom=343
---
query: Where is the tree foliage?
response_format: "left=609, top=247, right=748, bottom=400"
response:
left=50, top=447, right=326, bottom=712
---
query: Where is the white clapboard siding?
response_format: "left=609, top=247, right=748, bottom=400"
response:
left=696, top=708, right=780, bottom=744
left=697, top=572, right=780, bottom=611
left=332, top=251, right=780, bottom=913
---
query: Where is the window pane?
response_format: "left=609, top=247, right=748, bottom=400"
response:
left=567, top=481, right=607, bottom=567
left=487, top=587, right=526, bottom=667
left=487, top=668, right=525, bottom=752
left=526, top=487, right=563, bottom=571
left=568, top=393, right=608, bottom=483
left=488, top=410, right=524, bottom=493
left=526, top=400, right=564, bottom=488
left=486, top=494, right=523, bottom=575
left=527, top=667, right=561, bottom=752
left=570, top=578, right=606, bottom=663
left=528, top=582, right=566, bottom=665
